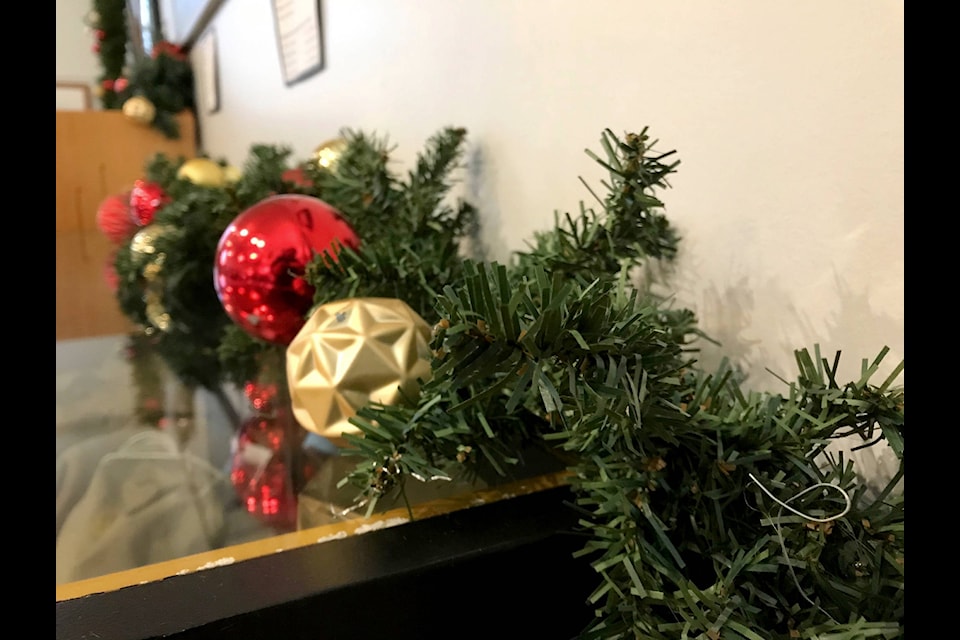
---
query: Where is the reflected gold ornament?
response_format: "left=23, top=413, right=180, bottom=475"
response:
left=311, top=138, right=347, bottom=173
left=122, top=96, right=157, bottom=125
left=286, top=298, right=433, bottom=437
left=177, top=158, right=226, bottom=187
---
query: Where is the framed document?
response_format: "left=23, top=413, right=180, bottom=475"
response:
left=271, top=0, right=324, bottom=87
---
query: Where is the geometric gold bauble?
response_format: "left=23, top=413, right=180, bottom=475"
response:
left=286, top=297, right=432, bottom=438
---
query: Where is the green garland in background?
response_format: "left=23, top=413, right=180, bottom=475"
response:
left=88, top=0, right=128, bottom=110
left=86, top=0, right=195, bottom=138
left=110, top=126, right=904, bottom=638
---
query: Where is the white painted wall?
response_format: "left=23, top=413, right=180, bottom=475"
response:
left=56, top=0, right=102, bottom=94
left=59, top=0, right=904, bottom=394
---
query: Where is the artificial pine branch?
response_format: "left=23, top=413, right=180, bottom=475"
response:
left=333, top=130, right=904, bottom=639
left=302, top=127, right=480, bottom=322
left=90, top=0, right=128, bottom=109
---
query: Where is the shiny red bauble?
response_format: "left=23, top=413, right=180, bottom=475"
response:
left=96, top=192, right=137, bottom=244
left=129, top=179, right=169, bottom=226
left=213, top=194, right=360, bottom=345
left=281, top=167, right=313, bottom=189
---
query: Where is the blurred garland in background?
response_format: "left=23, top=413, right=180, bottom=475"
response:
left=84, top=0, right=195, bottom=139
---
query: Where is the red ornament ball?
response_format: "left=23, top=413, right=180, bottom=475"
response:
left=129, top=179, right=169, bottom=226
left=96, top=192, right=138, bottom=244
left=213, top=194, right=360, bottom=345
left=281, top=167, right=313, bottom=189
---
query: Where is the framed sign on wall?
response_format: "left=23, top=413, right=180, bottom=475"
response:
left=271, top=0, right=324, bottom=86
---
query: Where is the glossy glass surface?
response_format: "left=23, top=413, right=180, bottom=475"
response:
left=56, top=333, right=567, bottom=592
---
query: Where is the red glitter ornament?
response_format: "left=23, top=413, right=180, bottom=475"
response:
left=96, top=192, right=138, bottom=244
left=101, top=78, right=114, bottom=91
left=129, top=179, right=169, bottom=226
left=213, top=194, right=360, bottom=345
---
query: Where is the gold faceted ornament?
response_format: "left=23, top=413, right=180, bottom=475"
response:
left=122, top=96, right=157, bottom=126
left=286, top=298, right=433, bottom=438
left=311, top=137, right=348, bottom=173
left=176, top=157, right=226, bottom=187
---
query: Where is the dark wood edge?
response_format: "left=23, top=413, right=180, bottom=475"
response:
left=56, top=485, right=599, bottom=640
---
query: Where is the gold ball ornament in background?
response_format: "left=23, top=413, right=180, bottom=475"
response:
left=129, top=224, right=174, bottom=333
left=286, top=298, right=433, bottom=438
left=177, top=158, right=226, bottom=187
left=312, top=138, right=348, bottom=173
left=222, top=165, right=243, bottom=184
left=122, top=96, right=157, bottom=126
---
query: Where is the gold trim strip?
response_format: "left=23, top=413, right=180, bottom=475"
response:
left=56, top=470, right=571, bottom=602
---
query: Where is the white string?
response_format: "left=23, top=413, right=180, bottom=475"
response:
left=748, top=473, right=851, bottom=522
left=748, top=472, right=853, bottom=622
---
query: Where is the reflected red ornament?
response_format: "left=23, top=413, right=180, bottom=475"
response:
left=129, top=179, right=169, bottom=226
left=230, top=415, right=299, bottom=531
left=244, top=380, right=279, bottom=415
left=96, top=192, right=137, bottom=244
left=213, top=194, right=360, bottom=345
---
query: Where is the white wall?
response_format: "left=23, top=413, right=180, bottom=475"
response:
left=56, top=0, right=102, bottom=94
left=60, top=0, right=904, bottom=392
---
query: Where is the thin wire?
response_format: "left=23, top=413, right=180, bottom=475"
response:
left=749, top=473, right=851, bottom=522
left=749, top=472, right=852, bottom=623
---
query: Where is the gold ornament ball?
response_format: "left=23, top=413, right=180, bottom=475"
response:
left=122, top=96, right=157, bottom=125
left=222, top=165, right=243, bottom=184
left=130, top=225, right=174, bottom=332
left=312, top=138, right=348, bottom=172
left=177, top=158, right=226, bottom=187
left=286, top=297, right=433, bottom=438
left=129, top=223, right=169, bottom=257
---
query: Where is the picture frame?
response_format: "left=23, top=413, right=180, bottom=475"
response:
left=271, top=0, right=325, bottom=87
left=56, top=82, right=92, bottom=111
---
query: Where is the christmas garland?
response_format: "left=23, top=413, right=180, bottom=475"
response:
left=97, top=127, right=904, bottom=639
left=85, top=0, right=195, bottom=138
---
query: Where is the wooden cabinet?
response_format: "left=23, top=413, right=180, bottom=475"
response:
left=56, top=111, right=197, bottom=340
